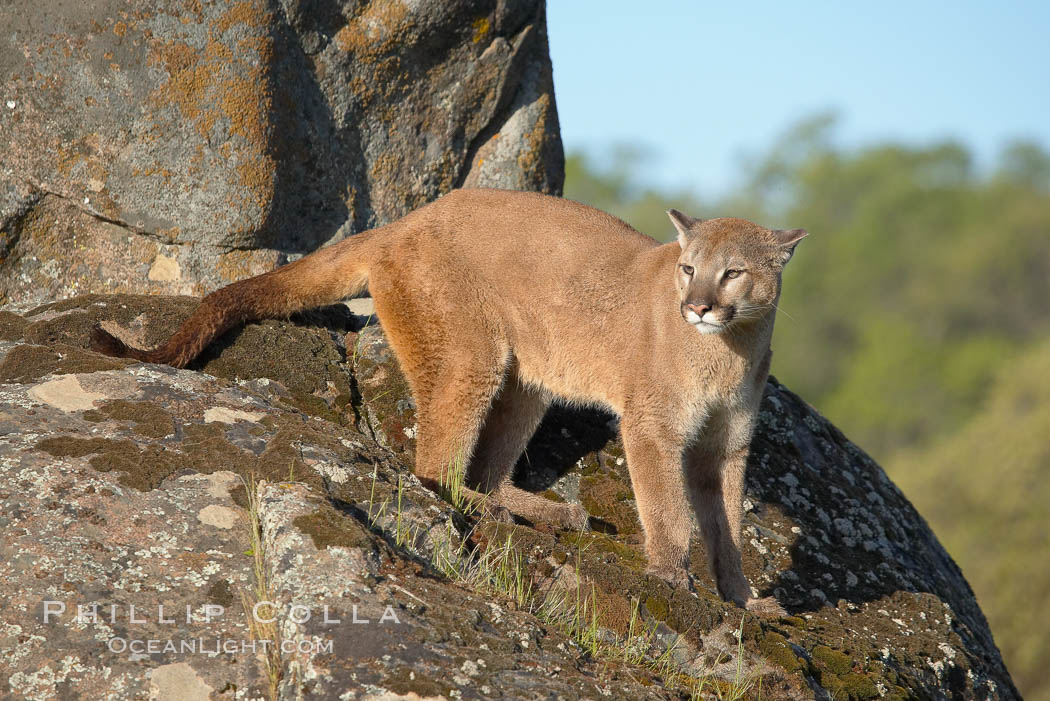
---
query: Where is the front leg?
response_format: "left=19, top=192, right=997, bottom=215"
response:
left=620, top=418, right=693, bottom=589
left=688, top=408, right=786, bottom=615
left=687, top=434, right=751, bottom=606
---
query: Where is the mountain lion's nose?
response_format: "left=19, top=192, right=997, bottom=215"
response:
left=687, top=302, right=713, bottom=316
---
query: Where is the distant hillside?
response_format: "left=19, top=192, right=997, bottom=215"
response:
left=891, top=338, right=1050, bottom=700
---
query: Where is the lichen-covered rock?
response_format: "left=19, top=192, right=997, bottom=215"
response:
left=0, top=295, right=1020, bottom=699
left=0, top=0, right=563, bottom=308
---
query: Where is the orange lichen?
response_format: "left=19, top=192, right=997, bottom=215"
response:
left=333, top=1, right=410, bottom=57
left=155, top=40, right=195, bottom=76
left=219, top=71, right=273, bottom=178
left=113, top=21, right=128, bottom=37
left=216, top=1, right=266, bottom=33
left=333, top=25, right=355, bottom=52
left=148, top=39, right=213, bottom=131
left=517, top=93, right=552, bottom=188
left=472, top=17, right=490, bottom=44
left=147, top=5, right=274, bottom=148
left=235, top=158, right=275, bottom=212
left=54, top=147, right=83, bottom=178
left=131, top=166, right=174, bottom=180
left=215, top=248, right=273, bottom=282
left=369, top=151, right=401, bottom=184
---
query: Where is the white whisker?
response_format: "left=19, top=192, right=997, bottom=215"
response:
left=771, top=302, right=795, bottom=322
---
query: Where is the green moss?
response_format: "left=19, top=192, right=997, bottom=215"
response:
left=228, top=481, right=250, bottom=510
left=16, top=294, right=358, bottom=425
left=555, top=530, right=645, bottom=570
left=809, top=645, right=879, bottom=700
left=35, top=409, right=358, bottom=496
left=0, top=343, right=133, bottom=383
left=38, top=436, right=123, bottom=460
left=294, top=507, right=374, bottom=550
left=352, top=350, right=416, bottom=456
left=23, top=311, right=96, bottom=345
left=592, top=589, right=633, bottom=635
left=27, top=294, right=119, bottom=317
left=812, top=644, right=852, bottom=676
left=0, top=311, right=28, bottom=341
left=642, top=594, right=670, bottom=623
left=757, top=631, right=803, bottom=673
left=37, top=436, right=182, bottom=490
left=196, top=320, right=355, bottom=426
left=578, top=455, right=601, bottom=476
left=82, top=400, right=175, bottom=438
left=22, top=294, right=197, bottom=348
left=479, top=521, right=550, bottom=555
left=837, top=673, right=879, bottom=700
left=579, top=473, right=639, bottom=537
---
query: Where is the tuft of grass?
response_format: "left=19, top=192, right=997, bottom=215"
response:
left=395, top=473, right=405, bottom=546
left=391, top=473, right=424, bottom=549
left=622, top=597, right=645, bottom=665
left=465, top=533, right=534, bottom=609
left=715, top=615, right=759, bottom=701
left=239, top=474, right=286, bottom=701
left=364, top=466, right=422, bottom=551
left=439, top=451, right=473, bottom=514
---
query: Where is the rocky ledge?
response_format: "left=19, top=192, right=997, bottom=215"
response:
left=0, top=294, right=1018, bottom=700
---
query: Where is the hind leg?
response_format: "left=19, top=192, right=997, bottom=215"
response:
left=469, top=371, right=589, bottom=529
left=369, top=275, right=508, bottom=515
left=410, top=353, right=511, bottom=511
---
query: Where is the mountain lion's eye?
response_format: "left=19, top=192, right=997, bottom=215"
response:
left=681, top=265, right=694, bottom=276
left=724, top=269, right=743, bottom=280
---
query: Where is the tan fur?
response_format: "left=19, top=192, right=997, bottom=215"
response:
left=91, top=188, right=806, bottom=614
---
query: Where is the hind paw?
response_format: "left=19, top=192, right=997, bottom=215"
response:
left=556, top=503, right=590, bottom=530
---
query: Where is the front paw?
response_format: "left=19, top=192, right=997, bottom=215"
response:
left=745, top=596, right=787, bottom=617
left=646, top=565, right=694, bottom=592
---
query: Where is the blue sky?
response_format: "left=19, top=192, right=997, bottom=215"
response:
left=547, top=1, right=1050, bottom=197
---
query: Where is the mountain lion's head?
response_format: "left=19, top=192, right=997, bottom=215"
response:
left=667, top=210, right=807, bottom=335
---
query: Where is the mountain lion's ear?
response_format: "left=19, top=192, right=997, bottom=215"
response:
left=667, top=209, right=702, bottom=248
left=773, top=228, right=808, bottom=264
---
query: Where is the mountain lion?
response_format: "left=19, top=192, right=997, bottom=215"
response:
left=91, top=188, right=805, bottom=615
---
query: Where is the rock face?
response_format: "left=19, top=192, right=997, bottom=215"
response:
left=0, top=296, right=1020, bottom=700
left=0, top=0, right=563, bottom=308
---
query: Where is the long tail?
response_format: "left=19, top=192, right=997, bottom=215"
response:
left=91, top=230, right=377, bottom=368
